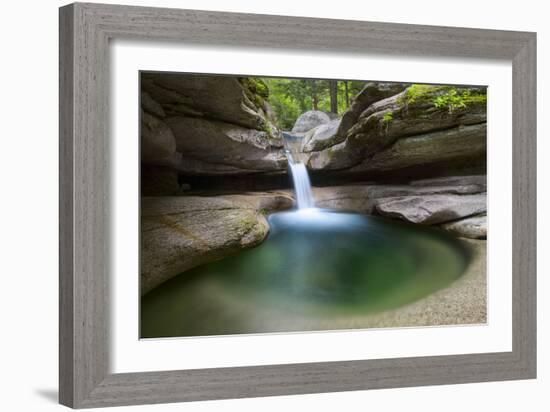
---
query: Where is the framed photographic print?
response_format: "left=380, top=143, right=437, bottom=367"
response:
left=59, top=2, right=536, bottom=408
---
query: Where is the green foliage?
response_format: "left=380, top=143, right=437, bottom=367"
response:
left=382, top=111, right=393, bottom=123
left=251, top=78, right=269, bottom=99
left=433, top=89, right=468, bottom=113
left=261, top=78, right=304, bottom=130
left=401, top=84, right=487, bottom=114
left=238, top=77, right=269, bottom=109
left=240, top=77, right=486, bottom=131
left=259, top=78, right=366, bottom=130
left=382, top=111, right=394, bottom=133
left=400, top=84, right=445, bottom=105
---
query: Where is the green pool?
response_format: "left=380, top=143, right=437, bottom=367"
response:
left=141, top=209, right=470, bottom=338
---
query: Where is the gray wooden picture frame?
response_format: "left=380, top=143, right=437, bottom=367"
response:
left=59, top=2, right=537, bottom=408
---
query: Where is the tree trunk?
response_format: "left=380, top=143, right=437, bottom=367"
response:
left=311, top=80, right=318, bottom=110
left=344, top=81, right=350, bottom=108
left=329, top=80, right=338, bottom=113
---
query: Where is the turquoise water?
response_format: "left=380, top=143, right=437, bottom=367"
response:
left=141, top=209, right=470, bottom=338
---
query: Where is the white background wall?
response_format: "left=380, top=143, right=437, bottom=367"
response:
left=0, top=0, right=547, bottom=411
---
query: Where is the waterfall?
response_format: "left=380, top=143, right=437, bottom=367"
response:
left=282, top=132, right=315, bottom=209
left=288, top=161, right=315, bottom=209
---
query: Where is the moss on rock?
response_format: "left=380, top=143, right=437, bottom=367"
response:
left=400, top=84, right=487, bottom=114
left=239, top=77, right=270, bottom=109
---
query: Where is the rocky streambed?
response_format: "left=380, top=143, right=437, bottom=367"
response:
left=141, top=175, right=486, bottom=294
left=140, top=73, right=488, bottom=328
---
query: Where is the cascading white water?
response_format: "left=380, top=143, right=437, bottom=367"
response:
left=282, top=131, right=316, bottom=209
left=288, top=161, right=315, bottom=209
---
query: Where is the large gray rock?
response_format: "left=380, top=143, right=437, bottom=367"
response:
left=141, top=166, right=181, bottom=196
left=223, top=191, right=295, bottom=212
left=312, top=177, right=486, bottom=214
left=373, top=193, right=487, bottom=225
left=306, top=85, right=487, bottom=174
left=141, top=192, right=293, bottom=294
left=347, top=86, right=486, bottom=154
left=302, top=118, right=341, bottom=152
left=166, top=116, right=286, bottom=173
left=141, top=111, right=177, bottom=164
left=313, top=185, right=371, bottom=212
left=410, top=174, right=487, bottom=189
left=336, top=82, right=409, bottom=140
left=364, top=178, right=486, bottom=213
left=353, top=123, right=487, bottom=172
left=441, top=215, right=487, bottom=239
left=141, top=74, right=286, bottom=176
left=142, top=73, right=274, bottom=131
left=307, top=141, right=354, bottom=170
left=291, top=110, right=332, bottom=133
left=299, top=84, right=409, bottom=166
left=366, top=181, right=486, bottom=199
left=141, top=91, right=166, bottom=118
left=162, top=153, right=285, bottom=175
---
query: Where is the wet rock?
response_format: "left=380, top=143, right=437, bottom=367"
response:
left=441, top=215, right=487, bottom=239
left=226, top=191, right=295, bottom=212
left=313, top=185, right=371, bottom=212
left=141, top=192, right=293, bottom=294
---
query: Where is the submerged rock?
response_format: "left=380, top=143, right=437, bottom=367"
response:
left=141, top=192, right=293, bottom=294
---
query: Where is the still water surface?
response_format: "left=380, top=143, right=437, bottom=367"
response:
left=141, top=209, right=470, bottom=338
